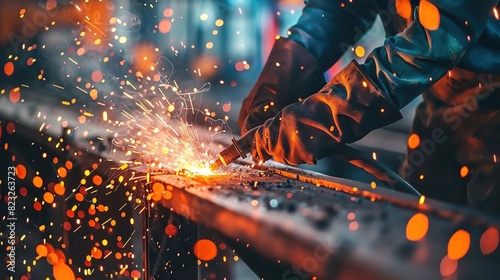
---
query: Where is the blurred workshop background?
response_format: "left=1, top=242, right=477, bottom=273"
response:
left=0, top=0, right=421, bottom=178
left=0, top=0, right=421, bottom=279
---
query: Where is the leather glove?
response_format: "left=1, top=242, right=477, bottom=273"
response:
left=250, top=0, right=498, bottom=166
left=238, top=38, right=325, bottom=135
left=251, top=61, right=402, bottom=166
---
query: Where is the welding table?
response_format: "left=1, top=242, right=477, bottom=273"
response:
left=3, top=95, right=500, bottom=280
left=152, top=160, right=500, bottom=280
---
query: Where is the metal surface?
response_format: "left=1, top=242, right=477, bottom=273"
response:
left=5, top=95, right=500, bottom=279
left=331, top=145, right=420, bottom=196
left=211, top=127, right=420, bottom=195
left=210, top=127, right=258, bottom=171
left=155, top=163, right=500, bottom=280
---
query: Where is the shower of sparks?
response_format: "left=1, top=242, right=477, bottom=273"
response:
left=113, top=72, right=230, bottom=176
left=0, top=1, right=243, bottom=279
left=2, top=1, right=500, bottom=279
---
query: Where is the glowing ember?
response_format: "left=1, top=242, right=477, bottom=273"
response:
left=185, top=165, right=216, bottom=176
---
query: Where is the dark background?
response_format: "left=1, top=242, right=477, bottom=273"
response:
left=0, top=0, right=422, bottom=279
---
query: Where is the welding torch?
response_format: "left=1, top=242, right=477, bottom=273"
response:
left=209, top=126, right=259, bottom=171
left=209, top=126, right=420, bottom=196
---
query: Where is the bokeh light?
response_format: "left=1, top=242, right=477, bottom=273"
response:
left=448, top=230, right=470, bottom=260
left=405, top=213, right=429, bottom=241
left=194, top=239, right=218, bottom=261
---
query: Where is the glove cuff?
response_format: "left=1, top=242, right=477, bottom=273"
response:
left=322, top=60, right=403, bottom=143
left=238, top=38, right=325, bottom=133
left=251, top=60, right=404, bottom=166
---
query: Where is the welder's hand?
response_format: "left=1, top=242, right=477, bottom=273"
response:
left=250, top=102, right=333, bottom=166
left=238, top=38, right=325, bottom=135
left=250, top=61, right=403, bottom=166
left=240, top=94, right=281, bottom=136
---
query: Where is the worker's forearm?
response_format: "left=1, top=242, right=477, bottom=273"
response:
left=360, top=0, right=499, bottom=108
left=240, top=0, right=382, bottom=133
left=287, top=0, right=378, bottom=71
left=251, top=0, right=499, bottom=166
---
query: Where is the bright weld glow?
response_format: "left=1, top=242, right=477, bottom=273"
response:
left=183, top=166, right=215, bottom=176
left=113, top=57, right=230, bottom=176
left=3, top=6, right=254, bottom=278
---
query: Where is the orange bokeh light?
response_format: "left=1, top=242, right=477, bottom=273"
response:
left=91, top=70, right=103, bottom=83
left=6, top=122, right=15, bottom=134
left=53, top=263, right=76, bottom=280
left=406, top=213, right=429, bottom=241
left=54, top=249, right=66, bottom=264
left=16, top=164, right=27, bottom=179
left=152, top=182, right=165, bottom=193
left=448, top=229, right=470, bottom=260
left=75, top=193, right=85, bottom=202
left=396, top=0, right=413, bottom=19
left=131, top=270, right=141, bottom=279
left=163, top=8, right=174, bottom=17
left=419, top=0, right=440, bottom=31
left=480, top=227, right=499, bottom=255
left=36, top=244, right=48, bottom=257
left=93, top=175, right=103, bottom=186
left=165, top=224, right=178, bottom=236
left=151, top=193, right=162, bottom=201
left=58, top=167, right=68, bottom=178
left=349, top=221, right=359, bottom=231
left=91, top=247, right=103, bottom=259
left=194, top=239, right=218, bottom=261
left=33, top=202, right=42, bottom=211
left=4, top=61, right=14, bottom=76
left=43, top=192, right=55, bottom=204
left=159, top=19, right=172, bottom=34
left=65, top=161, right=73, bottom=170
left=408, top=133, right=420, bottom=150
left=9, top=87, right=20, bottom=103
left=90, top=89, right=98, bottom=100
left=47, top=252, right=59, bottom=265
left=440, top=255, right=457, bottom=277
left=460, top=166, right=469, bottom=178
left=33, top=176, right=43, bottom=188
left=46, top=0, right=57, bottom=11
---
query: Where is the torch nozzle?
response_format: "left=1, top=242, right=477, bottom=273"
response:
left=209, top=126, right=259, bottom=171
left=209, top=158, right=224, bottom=171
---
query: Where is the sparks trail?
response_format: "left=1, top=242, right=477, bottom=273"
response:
left=112, top=57, right=231, bottom=175
left=0, top=2, right=202, bottom=279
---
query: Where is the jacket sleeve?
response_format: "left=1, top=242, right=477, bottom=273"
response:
left=238, top=0, right=380, bottom=134
left=288, top=0, right=379, bottom=71
left=251, top=0, right=499, bottom=166
left=360, top=0, right=499, bottom=108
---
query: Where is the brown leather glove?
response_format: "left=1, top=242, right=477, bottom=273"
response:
left=251, top=61, right=402, bottom=166
left=238, top=38, right=326, bottom=135
left=249, top=0, right=498, bottom=166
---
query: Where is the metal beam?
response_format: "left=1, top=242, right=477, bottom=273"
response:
left=154, top=164, right=500, bottom=280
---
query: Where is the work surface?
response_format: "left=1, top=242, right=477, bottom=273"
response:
left=3, top=95, right=500, bottom=280
left=154, top=162, right=500, bottom=280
